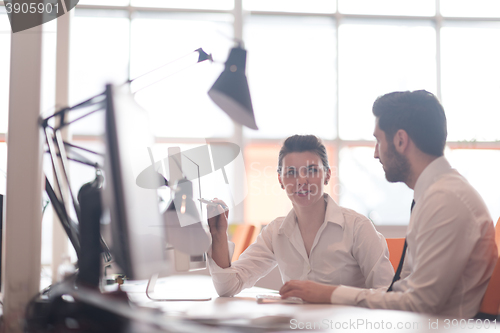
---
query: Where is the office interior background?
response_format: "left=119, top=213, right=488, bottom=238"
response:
left=1, top=0, right=500, bottom=281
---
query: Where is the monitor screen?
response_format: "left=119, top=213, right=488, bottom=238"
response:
left=102, top=84, right=169, bottom=280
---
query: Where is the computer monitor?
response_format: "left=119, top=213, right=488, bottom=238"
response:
left=0, top=194, right=3, bottom=289
left=102, top=84, right=169, bottom=280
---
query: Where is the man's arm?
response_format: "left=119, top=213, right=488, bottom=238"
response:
left=280, top=280, right=336, bottom=303
left=280, top=191, right=479, bottom=313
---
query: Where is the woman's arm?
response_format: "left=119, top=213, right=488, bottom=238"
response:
left=352, top=217, right=394, bottom=289
left=207, top=214, right=279, bottom=297
left=207, top=201, right=231, bottom=268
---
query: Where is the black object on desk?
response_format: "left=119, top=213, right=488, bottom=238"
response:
left=0, top=193, right=3, bottom=290
left=76, top=174, right=104, bottom=289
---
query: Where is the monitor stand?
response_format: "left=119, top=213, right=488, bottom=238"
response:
left=146, top=273, right=212, bottom=301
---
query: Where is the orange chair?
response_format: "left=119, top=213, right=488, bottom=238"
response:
left=386, top=238, right=406, bottom=272
left=477, top=256, right=500, bottom=319
left=495, top=217, right=500, bottom=250
left=476, top=218, right=500, bottom=319
left=231, top=224, right=258, bottom=262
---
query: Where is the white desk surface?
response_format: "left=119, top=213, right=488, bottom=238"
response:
left=116, top=275, right=491, bottom=332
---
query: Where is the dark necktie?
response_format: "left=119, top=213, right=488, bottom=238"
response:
left=387, top=200, right=415, bottom=292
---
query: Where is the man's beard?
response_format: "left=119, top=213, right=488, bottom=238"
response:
left=383, top=143, right=411, bottom=183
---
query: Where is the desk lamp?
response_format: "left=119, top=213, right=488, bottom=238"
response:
left=208, top=43, right=258, bottom=130
left=41, top=43, right=258, bottom=295
left=30, top=44, right=260, bottom=331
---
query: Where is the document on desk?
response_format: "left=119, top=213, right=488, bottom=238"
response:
left=256, top=294, right=304, bottom=304
left=182, top=293, right=302, bottom=330
left=186, top=303, right=295, bottom=330
left=125, top=276, right=301, bottom=330
left=189, top=314, right=295, bottom=330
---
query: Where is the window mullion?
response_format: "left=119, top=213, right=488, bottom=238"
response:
left=435, top=0, right=442, bottom=101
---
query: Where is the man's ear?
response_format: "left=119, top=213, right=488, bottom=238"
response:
left=393, top=129, right=409, bottom=153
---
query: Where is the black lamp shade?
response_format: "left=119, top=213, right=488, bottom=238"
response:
left=208, top=46, right=258, bottom=130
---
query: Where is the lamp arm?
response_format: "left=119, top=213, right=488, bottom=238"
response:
left=128, top=48, right=213, bottom=94
left=63, top=141, right=103, bottom=157
left=41, top=47, right=211, bottom=130
left=53, top=129, right=83, bottom=223
left=41, top=92, right=106, bottom=129
left=128, top=48, right=212, bottom=84
left=44, top=127, right=71, bottom=213
left=45, top=176, right=82, bottom=259
left=55, top=106, right=103, bottom=131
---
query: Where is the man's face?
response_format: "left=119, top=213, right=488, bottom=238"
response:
left=373, top=119, right=410, bottom=183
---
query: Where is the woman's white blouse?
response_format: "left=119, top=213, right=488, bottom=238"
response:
left=207, top=194, right=394, bottom=297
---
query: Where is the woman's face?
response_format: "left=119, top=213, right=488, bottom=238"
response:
left=278, top=151, right=331, bottom=208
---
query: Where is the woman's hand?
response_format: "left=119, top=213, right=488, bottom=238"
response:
left=207, top=198, right=229, bottom=236
left=207, top=198, right=231, bottom=268
left=279, top=280, right=336, bottom=304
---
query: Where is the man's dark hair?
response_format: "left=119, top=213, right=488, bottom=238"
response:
left=277, top=135, right=330, bottom=173
left=373, top=90, right=447, bottom=157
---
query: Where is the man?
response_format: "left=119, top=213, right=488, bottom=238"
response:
left=280, top=90, right=498, bottom=319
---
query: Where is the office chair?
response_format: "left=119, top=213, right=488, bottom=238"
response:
left=475, top=218, right=500, bottom=320
left=477, top=257, right=500, bottom=319
left=495, top=217, right=500, bottom=250
left=386, top=238, right=406, bottom=272
left=231, top=224, right=258, bottom=262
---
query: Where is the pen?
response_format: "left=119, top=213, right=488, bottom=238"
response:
left=198, top=198, right=228, bottom=210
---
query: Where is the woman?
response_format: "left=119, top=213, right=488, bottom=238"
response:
left=207, top=135, right=393, bottom=297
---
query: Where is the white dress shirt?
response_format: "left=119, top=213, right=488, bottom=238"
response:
left=331, top=157, right=498, bottom=318
left=208, top=194, right=394, bottom=297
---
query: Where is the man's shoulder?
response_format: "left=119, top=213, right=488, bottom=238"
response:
left=420, top=169, right=491, bottom=222
left=428, top=169, right=482, bottom=202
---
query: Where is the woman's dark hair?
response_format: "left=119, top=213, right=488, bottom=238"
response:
left=373, top=90, right=447, bottom=157
left=277, top=135, right=329, bottom=173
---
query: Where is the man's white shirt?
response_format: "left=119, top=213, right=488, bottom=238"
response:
left=331, top=156, right=498, bottom=318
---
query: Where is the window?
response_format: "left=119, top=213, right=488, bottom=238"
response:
left=339, top=0, right=435, bottom=16
left=3, top=3, right=499, bottom=264
left=0, top=9, right=9, bottom=196
left=130, top=12, right=234, bottom=138
left=441, top=22, right=500, bottom=141
left=64, top=2, right=500, bottom=227
left=244, top=15, right=337, bottom=139
left=0, top=8, right=11, bottom=134
left=338, top=20, right=437, bottom=140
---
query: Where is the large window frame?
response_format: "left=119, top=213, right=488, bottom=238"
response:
left=2, top=0, right=500, bottom=228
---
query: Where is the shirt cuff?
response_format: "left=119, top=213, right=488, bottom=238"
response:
left=207, top=241, right=235, bottom=273
left=330, top=285, right=364, bottom=305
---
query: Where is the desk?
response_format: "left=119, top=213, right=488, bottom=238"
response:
left=114, top=275, right=481, bottom=332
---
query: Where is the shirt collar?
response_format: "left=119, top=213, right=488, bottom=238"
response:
left=413, top=156, right=452, bottom=203
left=278, top=193, right=345, bottom=236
